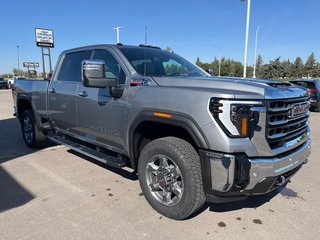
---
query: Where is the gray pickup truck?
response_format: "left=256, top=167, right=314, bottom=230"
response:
left=13, top=44, right=311, bottom=219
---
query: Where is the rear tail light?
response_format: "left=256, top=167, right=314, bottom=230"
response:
left=308, top=88, right=318, bottom=93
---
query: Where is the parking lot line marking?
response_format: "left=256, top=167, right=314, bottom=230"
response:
left=27, top=161, right=83, bottom=193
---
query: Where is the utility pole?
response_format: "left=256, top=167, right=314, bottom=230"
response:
left=241, top=0, right=251, bottom=78
left=113, top=26, right=123, bottom=44
left=213, top=45, right=222, bottom=77
left=17, top=45, right=20, bottom=71
left=253, top=25, right=262, bottom=78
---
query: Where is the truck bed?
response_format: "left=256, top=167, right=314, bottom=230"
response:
left=13, top=79, right=49, bottom=118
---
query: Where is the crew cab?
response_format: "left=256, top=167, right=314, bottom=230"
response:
left=13, top=44, right=311, bottom=219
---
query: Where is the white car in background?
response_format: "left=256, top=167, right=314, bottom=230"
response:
left=8, top=76, right=27, bottom=88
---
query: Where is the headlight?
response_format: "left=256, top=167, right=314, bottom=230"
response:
left=209, top=98, right=262, bottom=138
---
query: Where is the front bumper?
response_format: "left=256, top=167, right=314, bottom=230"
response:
left=246, top=138, right=310, bottom=190
left=200, top=138, right=311, bottom=202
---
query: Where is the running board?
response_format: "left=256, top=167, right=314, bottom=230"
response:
left=47, top=134, right=126, bottom=168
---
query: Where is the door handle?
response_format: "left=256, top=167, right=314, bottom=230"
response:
left=78, top=91, right=88, bottom=97
left=49, top=88, right=56, bottom=93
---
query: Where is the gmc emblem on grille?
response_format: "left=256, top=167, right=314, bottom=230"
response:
left=290, top=103, right=309, bottom=117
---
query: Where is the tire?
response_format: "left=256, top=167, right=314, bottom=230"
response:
left=138, top=137, right=205, bottom=220
left=20, top=109, right=47, bottom=148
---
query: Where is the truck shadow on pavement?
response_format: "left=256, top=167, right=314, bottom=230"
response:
left=0, top=118, right=54, bottom=212
left=68, top=148, right=285, bottom=218
left=190, top=185, right=286, bottom=218
left=0, top=166, right=35, bottom=213
left=0, top=118, right=36, bottom=164
left=0, top=118, right=54, bottom=164
left=0, top=118, right=36, bottom=212
left=68, top=150, right=139, bottom=181
left=208, top=190, right=280, bottom=212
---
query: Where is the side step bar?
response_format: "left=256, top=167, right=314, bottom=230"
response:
left=47, top=134, right=126, bottom=168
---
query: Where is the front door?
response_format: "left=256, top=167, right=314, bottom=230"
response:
left=76, top=48, right=128, bottom=152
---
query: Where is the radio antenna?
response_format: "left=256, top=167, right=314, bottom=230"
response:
left=145, top=25, right=148, bottom=45
left=144, top=25, right=147, bottom=76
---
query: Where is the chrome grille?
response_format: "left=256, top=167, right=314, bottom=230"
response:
left=266, top=97, right=309, bottom=150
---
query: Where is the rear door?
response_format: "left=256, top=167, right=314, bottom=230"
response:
left=48, top=50, right=92, bottom=134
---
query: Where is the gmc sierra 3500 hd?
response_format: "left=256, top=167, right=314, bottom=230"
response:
left=13, top=44, right=311, bottom=220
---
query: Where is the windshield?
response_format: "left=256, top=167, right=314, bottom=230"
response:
left=119, top=47, right=209, bottom=78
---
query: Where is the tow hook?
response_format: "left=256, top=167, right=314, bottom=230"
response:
left=275, top=175, right=286, bottom=186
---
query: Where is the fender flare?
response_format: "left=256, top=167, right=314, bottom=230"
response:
left=128, top=111, right=209, bottom=169
left=16, top=94, right=33, bottom=118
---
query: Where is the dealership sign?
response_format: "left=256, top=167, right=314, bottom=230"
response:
left=23, top=62, right=39, bottom=68
left=35, top=28, right=54, bottom=48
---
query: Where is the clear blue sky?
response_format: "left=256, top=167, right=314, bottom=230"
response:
left=1, top=0, right=319, bottom=74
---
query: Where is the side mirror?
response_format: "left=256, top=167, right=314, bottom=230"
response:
left=82, top=60, right=118, bottom=88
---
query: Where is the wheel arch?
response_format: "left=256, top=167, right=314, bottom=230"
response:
left=17, top=97, right=33, bottom=120
left=128, top=111, right=208, bottom=169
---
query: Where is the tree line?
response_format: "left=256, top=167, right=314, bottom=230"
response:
left=195, top=53, right=319, bottom=80
left=2, top=53, right=319, bottom=80
left=1, top=68, right=46, bottom=79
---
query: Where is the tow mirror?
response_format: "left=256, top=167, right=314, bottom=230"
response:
left=82, top=60, right=117, bottom=88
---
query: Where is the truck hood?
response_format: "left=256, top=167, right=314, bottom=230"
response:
left=152, top=76, right=308, bottom=100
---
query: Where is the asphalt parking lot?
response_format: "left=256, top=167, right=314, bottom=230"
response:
left=0, top=89, right=319, bottom=240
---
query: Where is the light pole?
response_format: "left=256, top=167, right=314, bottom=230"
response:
left=213, top=45, right=221, bottom=77
left=241, top=0, right=251, bottom=78
left=113, top=26, right=123, bottom=44
left=17, top=45, right=20, bottom=71
left=253, top=25, right=262, bottom=78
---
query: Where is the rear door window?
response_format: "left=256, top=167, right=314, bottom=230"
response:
left=58, top=50, right=92, bottom=82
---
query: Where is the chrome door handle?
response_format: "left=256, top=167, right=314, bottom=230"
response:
left=78, top=91, right=88, bottom=97
left=49, top=88, right=56, bottom=93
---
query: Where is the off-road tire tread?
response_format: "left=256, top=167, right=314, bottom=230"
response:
left=138, top=137, right=205, bottom=220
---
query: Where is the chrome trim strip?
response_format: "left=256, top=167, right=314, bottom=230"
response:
left=267, top=125, right=307, bottom=140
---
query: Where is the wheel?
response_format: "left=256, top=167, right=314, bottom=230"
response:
left=20, top=109, right=47, bottom=148
left=138, top=137, right=205, bottom=220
